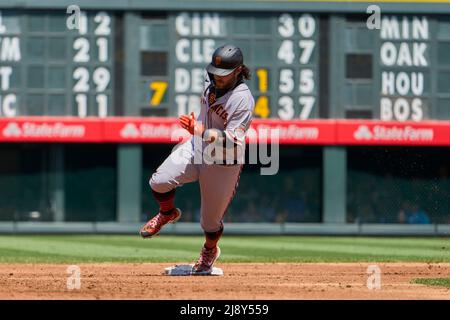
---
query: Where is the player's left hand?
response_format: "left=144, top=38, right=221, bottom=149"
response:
left=179, top=112, right=204, bottom=136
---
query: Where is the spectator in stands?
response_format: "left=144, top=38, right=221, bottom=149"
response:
left=397, top=200, right=411, bottom=224
left=398, top=202, right=431, bottom=224
left=406, top=204, right=431, bottom=224
left=274, top=209, right=288, bottom=224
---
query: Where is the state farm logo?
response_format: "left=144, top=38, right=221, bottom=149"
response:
left=2, top=122, right=85, bottom=138
left=120, top=123, right=139, bottom=138
left=251, top=124, right=319, bottom=140
left=354, top=125, right=373, bottom=140
left=353, top=125, right=434, bottom=141
left=3, top=122, right=22, bottom=137
left=119, top=122, right=188, bottom=139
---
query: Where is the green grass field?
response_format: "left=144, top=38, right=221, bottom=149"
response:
left=411, top=278, right=450, bottom=288
left=0, top=235, right=448, bottom=263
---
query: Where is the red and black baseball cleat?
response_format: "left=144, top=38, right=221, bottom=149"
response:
left=140, top=208, right=182, bottom=238
left=192, top=245, right=221, bottom=275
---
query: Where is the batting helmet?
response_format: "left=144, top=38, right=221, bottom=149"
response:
left=206, top=44, right=244, bottom=76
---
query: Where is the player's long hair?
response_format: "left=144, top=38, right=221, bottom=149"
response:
left=239, top=64, right=251, bottom=80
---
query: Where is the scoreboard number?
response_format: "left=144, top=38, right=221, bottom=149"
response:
left=75, top=94, right=87, bottom=117
left=277, top=13, right=318, bottom=120
left=72, top=11, right=112, bottom=117
left=298, top=14, right=315, bottom=38
left=254, top=96, right=270, bottom=118
left=299, top=69, right=314, bottom=94
left=96, top=94, right=108, bottom=117
left=299, top=40, right=315, bottom=64
left=73, top=67, right=90, bottom=92
left=278, top=96, right=294, bottom=120
left=256, top=69, right=268, bottom=93
left=277, top=40, right=295, bottom=64
left=278, top=14, right=295, bottom=38
left=94, top=12, right=111, bottom=36
left=73, top=38, right=90, bottom=62
left=96, top=38, right=108, bottom=62
left=93, top=67, right=110, bottom=92
left=77, top=12, right=88, bottom=35
left=299, top=96, right=315, bottom=120
left=279, top=69, right=294, bottom=94
left=150, top=81, right=168, bottom=106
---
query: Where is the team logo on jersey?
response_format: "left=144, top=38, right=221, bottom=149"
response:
left=210, top=104, right=228, bottom=122
left=208, top=92, right=216, bottom=105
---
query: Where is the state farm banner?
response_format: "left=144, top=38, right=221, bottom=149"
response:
left=103, top=117, right=189, bottom=143
left=248, top=119, right=336, bottom=144
left=337, top=120, right=450, bottom=146
left=0, top=117, right=103, bottom=142
left=0, top=117, right=449, bottom=145
left=103, top=118, right=336, bottom=144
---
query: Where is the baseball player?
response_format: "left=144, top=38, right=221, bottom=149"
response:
left=140, top=44, right=255, bottom=275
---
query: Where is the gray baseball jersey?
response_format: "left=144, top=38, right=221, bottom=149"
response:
left=150, top=77, right=255, bottom=233
left=194, top=80, right=254, bottom=164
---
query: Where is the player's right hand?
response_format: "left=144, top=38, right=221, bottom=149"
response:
left=179, top=112, right=195, bottom=135
left=179, top=112, right=204, bottom=136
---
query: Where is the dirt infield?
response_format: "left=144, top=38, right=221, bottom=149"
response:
left=0, top=263, right=448, bottom=299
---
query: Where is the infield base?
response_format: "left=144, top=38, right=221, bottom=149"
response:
left=164, top=264, right=224, bottom=276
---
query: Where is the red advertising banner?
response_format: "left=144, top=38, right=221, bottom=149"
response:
left=337, top=120, right=450, bottom=146
left=103, top=117, right=190, bottom=143
left=0, top=117, right=103, bottom=143
left=247, top=119, right=336, bottom=144
left=0, top=117, right=449, bottom=146
left=102, top=118, right=336, bottom=144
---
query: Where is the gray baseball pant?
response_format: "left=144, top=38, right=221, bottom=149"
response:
left=149, top=141, right=242, bottom=233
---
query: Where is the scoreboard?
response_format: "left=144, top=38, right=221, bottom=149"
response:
left=0, top=10, right=114, bottom=117
left=141, top=12, right=320, bottom=119
left=149, top=12, right=448, bottom=121
left=341, top=14, right=437, bottom=121
left=0, top=6, right=450, bottom=122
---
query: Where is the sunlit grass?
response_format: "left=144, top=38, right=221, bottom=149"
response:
left=0, top=235, right=448, bottom=263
